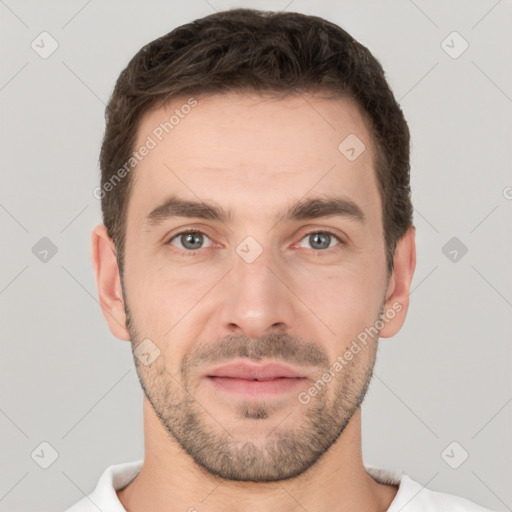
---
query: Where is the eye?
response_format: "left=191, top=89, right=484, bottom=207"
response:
left=166, top=229, right=344, bottom=255
left=297, top=230, right=343, bottom=251
left=168, top=230, right=212, bottom=252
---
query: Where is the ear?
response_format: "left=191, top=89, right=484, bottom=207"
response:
left=91, top=224, right=131, bottom=341
left=379, top=226, right=416, bottom=338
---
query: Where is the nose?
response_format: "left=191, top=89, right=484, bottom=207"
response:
left=218, top=245, right=297, bottom=340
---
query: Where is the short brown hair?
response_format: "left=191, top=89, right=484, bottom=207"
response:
left=99, top=8, right=413, bottom=276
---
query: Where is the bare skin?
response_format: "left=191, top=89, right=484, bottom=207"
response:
left=92, top=91, right=416, bottom=512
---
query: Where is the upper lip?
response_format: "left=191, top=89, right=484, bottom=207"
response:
left=205, top=360, right=306, bottom=380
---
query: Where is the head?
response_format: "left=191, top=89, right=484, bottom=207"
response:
left=92, top=8, right=415, bottom=482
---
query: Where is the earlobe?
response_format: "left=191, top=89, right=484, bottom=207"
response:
left=91, top=224, right=131, bottom=341
left=379, top=226, right=416, bottom=338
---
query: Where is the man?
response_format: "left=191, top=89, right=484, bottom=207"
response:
left=66, top=8, right=496, bottom=512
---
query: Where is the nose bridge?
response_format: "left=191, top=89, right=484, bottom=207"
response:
left=234, top=241, right=275, bottom=294
left=220, top=238, right=293, bottom=338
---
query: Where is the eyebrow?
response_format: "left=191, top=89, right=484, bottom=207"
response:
left=145, top=194, right=365, bottom=227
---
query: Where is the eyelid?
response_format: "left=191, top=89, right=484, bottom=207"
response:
left=166, top=229, right=214, bottom=252
left=298, top=228, right=345, bottom=244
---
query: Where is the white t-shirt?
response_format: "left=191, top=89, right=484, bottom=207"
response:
left=64, top=459, right=497, bottom=511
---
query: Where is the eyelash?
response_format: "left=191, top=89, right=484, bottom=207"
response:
left=166, top=229, right=345, bottom=256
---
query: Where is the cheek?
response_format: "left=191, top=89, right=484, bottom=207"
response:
left=124, top=265, right=221, bottom=365
left=290, top=262, right=385, bottom=346
left=125, top=252, right=210, bottom=316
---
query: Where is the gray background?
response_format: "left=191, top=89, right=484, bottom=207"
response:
left=0, top=1, right=511, bottom=511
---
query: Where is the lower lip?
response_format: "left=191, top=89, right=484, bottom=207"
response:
left=207, top=376, right=306, bottom=396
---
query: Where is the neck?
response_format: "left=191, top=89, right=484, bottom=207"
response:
left=117, top=398, right=398, bottom=512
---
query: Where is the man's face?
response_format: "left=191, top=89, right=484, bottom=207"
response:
left=121, top=92, right=391, bottom=481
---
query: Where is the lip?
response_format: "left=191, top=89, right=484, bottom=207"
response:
left=204, top=360, right=308, bottom=397
left=205, top=360, right=306, bottom=380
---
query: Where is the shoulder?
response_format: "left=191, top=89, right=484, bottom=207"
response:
left=388, top=474, right=498, bottom=512
left=365, top=466, right=497, bottom=512
left=63, top=459, right=143, bottom=512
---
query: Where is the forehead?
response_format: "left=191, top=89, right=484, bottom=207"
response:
left=128, top=92, right=380, bottom=227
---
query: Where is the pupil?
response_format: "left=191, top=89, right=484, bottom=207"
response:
left=311, top=233, right=330, bottom=249
left=184, top=233, right=202, bottom=249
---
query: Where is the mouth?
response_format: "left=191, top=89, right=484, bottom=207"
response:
left=204, top=360, right=308, bottom=396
